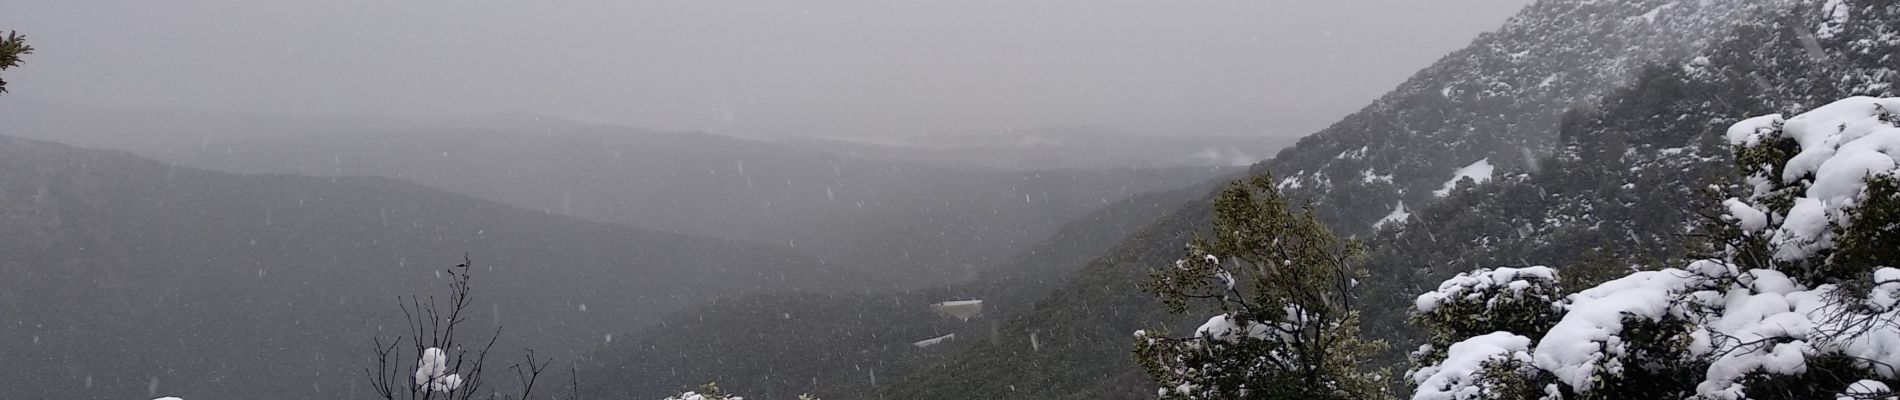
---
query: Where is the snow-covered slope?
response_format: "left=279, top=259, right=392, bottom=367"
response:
left=1361, top=0, right=1900, bottom=381
left=882, top=0, right=1860, bottom=398
left=1265, top=0, right=1792, bottom=233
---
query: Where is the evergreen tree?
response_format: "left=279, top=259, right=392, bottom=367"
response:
left=1134, top=173, right=1390, bottom=400
left=0, top=30, right=31, bottom=94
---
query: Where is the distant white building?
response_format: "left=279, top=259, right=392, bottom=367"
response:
left=930, top=299, right=983, bottom=321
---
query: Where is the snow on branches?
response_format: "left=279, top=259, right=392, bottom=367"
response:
left=1724, top=96, right=1900, bottom=278
left=1414, top=97, right=1900, bottom=399
left=415, top=347, right=464, bottom=393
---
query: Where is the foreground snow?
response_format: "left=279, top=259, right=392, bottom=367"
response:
left=1415, top=96, right=1900, bottom=400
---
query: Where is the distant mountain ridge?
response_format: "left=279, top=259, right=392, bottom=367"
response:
left=0, top=105, right=1234, bottom=288
left=0, top=134, right=854, bottom=399
left=784, top=126, right=1294, bottom=171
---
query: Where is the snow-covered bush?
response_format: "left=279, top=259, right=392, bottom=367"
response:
left=1412, top=267, right=1566, bottom=351
left=1725, top=96, right=1900, bottom=282
left=1408, top=267, right=1566, bottom=399
left=1408, top=332, right=1542, bottom=400
left=659, top=383, right=819, bottom=400
left=662, top=383, right=743, bottom=400
left=1412, top=96, right=1900, bottom=399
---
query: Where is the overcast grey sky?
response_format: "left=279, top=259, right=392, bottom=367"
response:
left=0, top=1, right=1530, bottom=139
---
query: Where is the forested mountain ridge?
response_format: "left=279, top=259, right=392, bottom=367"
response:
left=784, top=127, right=1293, bottom=171
left=0, top=134, right=856, bottom=399
left=1360, top=0, right=1900, bottom=369
left=0, top=108, right=1231, bottom=288
left=1268, top=0, right=1791, bottom=233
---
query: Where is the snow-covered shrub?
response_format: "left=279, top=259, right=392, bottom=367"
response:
left=1409, top=332, right=1543, bottom=400
left=660, top=383, right=819, bottom=400
left=1413, top=96, right=1900, bottom=400
left=1725, top=96, right=1900, bottom=282
left=662, top=383, right=742, bottom=400
left=1412, top=267, right=1566, bottom=351
left=1408, top=267, right=1567, bottom=399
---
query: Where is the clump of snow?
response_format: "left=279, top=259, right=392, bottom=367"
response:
left=1421, top=97, right=1900, bottom=399
left=1871, top=267, right=1900, bottom=311
left=1411, top=332, right=1533, bottom=400
left=1724, top=114, right=1785, bottom=146
left=1136, top=308, right=1310, bottom=399
left=1194, top=313, right=1271, bottom=342
left=1516, top=259, right=1900, bottom=398
left=1722, top=198, right=1770, bottom=232
left=664, top=391, right=743, bottom=400
left=415, top=347, right=463, bottom=392
left=1723, top=96, right=1900, bottom=261
left=1690, top=269, right=1834, bottom=397
left=1532, top=260, right=1733, bottom=390
left=1414, top=266, right=1558, bottom=314
left=1373, top=201, right=1411, bottom=230
left=1840, top=380, right=1892, bottom=400
left=1434, top=158, right=1496, bottom=197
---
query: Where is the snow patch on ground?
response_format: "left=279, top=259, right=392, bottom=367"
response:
left=1434, top=158, right=1496, bottom=197
left=1338, top=146, right=1369, bottom=160
left=1278, top=173, right=1304, bottom=190
left=1362, top=169, right=1395, bottom=184
left=1373, top=201, right=1411, bottom=230
left=1637, top=2, right=1676, bottom=24
left=913, top=333, right=957, bottom=348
